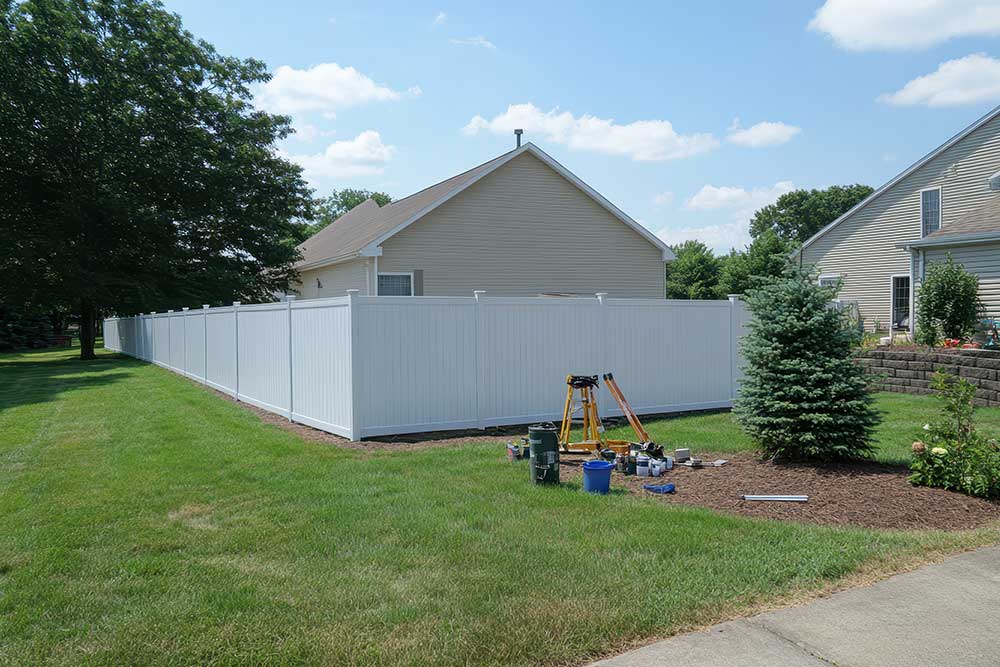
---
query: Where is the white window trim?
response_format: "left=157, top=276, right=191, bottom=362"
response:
left=889, top=273, right=911, bottom=331
left=817, top=273, right=842, bottom=287
left=377, top=271, right=414, bottom=296
left=919, top=186, right=942, bottom=237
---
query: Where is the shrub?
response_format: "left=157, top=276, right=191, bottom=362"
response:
left=0, top=303, right=54, bottom=350
left=734, top=267, right=880, bottom=461
left=915, top=255, right=982, bottom=346
left=910, top=371, right=1000, bottom=498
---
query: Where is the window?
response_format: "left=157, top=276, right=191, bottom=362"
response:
left=921, top=188, right=941, bottom=236
left=377, top=273, right=413, bottom=296
left=891, top=275, right=910, bottom=330
left=818, top=274, right=841, bottom=288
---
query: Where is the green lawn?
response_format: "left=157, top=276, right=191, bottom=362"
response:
left=1, top=347, right=997, bottom=666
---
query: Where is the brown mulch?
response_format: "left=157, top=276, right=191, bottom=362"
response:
left=560, top=451, right=1000, bottom=531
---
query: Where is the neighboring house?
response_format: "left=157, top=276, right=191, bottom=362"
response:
left=798, top=106, right=1000, bottom=333
left=294, top=142, right=674, bottom=299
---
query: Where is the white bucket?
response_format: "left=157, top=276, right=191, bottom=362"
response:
left=636, top=455, right=650, bottom=477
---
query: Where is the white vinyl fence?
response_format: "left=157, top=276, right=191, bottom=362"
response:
left=104, top=293, right=749, bottom=440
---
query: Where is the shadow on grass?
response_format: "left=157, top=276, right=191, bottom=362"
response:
left=0, top=348, right=134, bottom=413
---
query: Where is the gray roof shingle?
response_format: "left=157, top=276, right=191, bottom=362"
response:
left=925, top=195, right=1000, bottom=240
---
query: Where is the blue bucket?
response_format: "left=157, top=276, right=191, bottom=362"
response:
left=582, top=460, right=614, bottom=495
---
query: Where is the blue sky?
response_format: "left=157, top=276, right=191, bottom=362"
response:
left=163, top=0, right=1000, bottom=253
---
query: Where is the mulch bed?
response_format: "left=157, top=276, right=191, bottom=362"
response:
left=560, top=451, right=1000, bottom=531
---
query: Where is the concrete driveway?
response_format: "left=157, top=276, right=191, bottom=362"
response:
left=591, top=545, right=1000, bottom=667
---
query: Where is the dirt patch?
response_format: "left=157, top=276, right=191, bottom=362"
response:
left=167, top=504, right=217, bottom=530
left=560, top=451, right=1000, bottom=531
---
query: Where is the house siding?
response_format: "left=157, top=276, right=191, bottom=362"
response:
left=921, top=243, right=1000, bottom=318
left=297, top=258, right=370, bottom=298
left=377, top=152, right=665, bottom=298
left=801, top=114, right=1000, bottom=330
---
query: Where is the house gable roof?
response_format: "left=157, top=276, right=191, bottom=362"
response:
left=797, top=104, right=1000, bottom=255
left=295, top=143, right=674, bottom=270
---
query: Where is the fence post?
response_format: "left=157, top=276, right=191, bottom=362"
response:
left=728, top=294, right=741, bottom=401
left=473, top=290, right=486, bottom=430
left=595, top=293, right=609, bottom=415
left=286, top=295, right=295, bottom=421
left=202, top=305, right=210, bottom=382
left=167, top=310, right=174, bottom=370
left=233, top=302, right=241, bottom=401
left=181, top=307, right=190, bottom=376
left=150, top=313, right=156, bottom=364
left=346, top=290, right=362, bottom=440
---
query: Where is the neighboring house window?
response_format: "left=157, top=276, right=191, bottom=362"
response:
left=377, top=273, right=413, bottom=296
left=921, top=188, right=941, bottom=235
left=891, top=275, right=910, bottom=330
left=818, top=274, right=841, bottom=288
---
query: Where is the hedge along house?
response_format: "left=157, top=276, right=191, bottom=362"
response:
left=293, top=141, right=674, bottom=299
left=797, top=105, right=1000, bottom=334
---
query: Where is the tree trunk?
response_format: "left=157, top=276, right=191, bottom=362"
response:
left=79, top=298, right=96, bottom=360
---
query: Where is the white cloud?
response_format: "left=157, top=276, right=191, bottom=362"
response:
left=292, top=122, right=336, bottom=142
left=726, top=118, right=801, bottom=148
left=809, top=0, right=1000, bottom=51
left=283, top=131, right=396, bottom=183
left=463, top=103, right=719, bottom=161
left=256, top=63, right=419, bottom=115
left=431, top=11, right=447, bottom=27
left=652, top=191, right=674, bottom=207
left=670, top=180, right=796, bottom=252
left=656, top=221, right=754, bottom=254
left=450, top=35, right=496, bottom=50
left=878, top=53, right=1000, bottom=107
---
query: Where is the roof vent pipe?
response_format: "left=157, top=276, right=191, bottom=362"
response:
left=514, top=129, right=523, bottom=148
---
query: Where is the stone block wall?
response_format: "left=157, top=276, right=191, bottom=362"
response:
left=858, top=349, right=1000, bottom=407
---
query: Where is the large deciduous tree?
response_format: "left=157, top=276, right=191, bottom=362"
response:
left=718, top=230, right=793, bottom=296
left=749, top=184, right=873, bottom=243
left=664, top=240, right=721, bottom=300
left=307, top=189, right=392, bottom=237
left=0, top=0, right=312, bottom=359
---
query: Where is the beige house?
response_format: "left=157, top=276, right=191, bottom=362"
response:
left=294, top=142, right=673, bottom=299
left=798, top=106, right=1000, bottom=333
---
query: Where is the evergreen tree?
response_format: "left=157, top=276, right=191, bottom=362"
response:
left=734, top=267, right=880, bottom=461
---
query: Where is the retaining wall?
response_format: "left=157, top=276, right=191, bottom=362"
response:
left=858, top=348, right=1000, bottom=407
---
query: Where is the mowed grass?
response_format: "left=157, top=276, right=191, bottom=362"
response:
left=598, top=390, right=1000, bottom=465
left=0, top=347, right=997, bottom=666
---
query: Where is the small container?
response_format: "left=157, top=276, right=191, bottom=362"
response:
left=650, top=459, right=665, bottom=477
left=636, top=454, right=650, bottom=477
left=665, top=456, right=674, bottom=470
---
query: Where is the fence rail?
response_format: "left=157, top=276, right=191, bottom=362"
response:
left=104, top=293, right=749, bottom=440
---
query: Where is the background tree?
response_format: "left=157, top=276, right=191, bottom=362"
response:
left=0, top=0, right=312, bottom=359
left=664, top=240, right=721, bottom=299
left=735, top=267, right=880, bottom=461
left=915, top=255, right=983, bottom=345
left=306, top=189, right=393, bottom=236
left=718, top=230, right=793, bottom=296
left=749, top=184, right=873, bottom=243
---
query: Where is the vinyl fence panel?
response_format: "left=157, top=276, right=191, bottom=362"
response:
left=290, top=297, right=353, bottom=438
left=105, top=294, right=749, bottom=441
left=204, top=307, right=237, bottom=395
left=236, top=302, right=290, bottom=417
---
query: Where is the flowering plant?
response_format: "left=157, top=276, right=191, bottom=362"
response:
left=910, top=371, right=1000, bottom=498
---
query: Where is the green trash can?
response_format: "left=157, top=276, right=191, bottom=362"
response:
left=528, top=422, right=560, bottom=485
